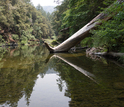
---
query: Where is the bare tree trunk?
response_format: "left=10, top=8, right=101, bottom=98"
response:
left=45, top=0, right=123, bottom=53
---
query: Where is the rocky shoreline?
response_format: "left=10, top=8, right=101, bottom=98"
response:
left=86, top=47, right=124, bottom=66
left=86, top=47, right=124, bottom=57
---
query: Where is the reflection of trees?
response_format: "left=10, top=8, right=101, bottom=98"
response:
left=0, top=44, right=49, bottom=107
left=47, top=53, right=124, bottom=107
left=56, top=78, right=65, bottom=92
left=1, top=47, right=124, bottom=107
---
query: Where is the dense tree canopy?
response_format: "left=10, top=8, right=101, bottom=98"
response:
left=91, top=1, right=124, bottom=52
left=0, top=0, right=54, bottom=45
left=0, top=0, right=123, bottom=53
left=51, top=0, right=124, bottom=52
left=51, top=0, right=114, bottom=41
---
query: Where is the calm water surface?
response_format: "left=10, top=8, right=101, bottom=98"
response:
left=0, top=45, right=124, bottom=107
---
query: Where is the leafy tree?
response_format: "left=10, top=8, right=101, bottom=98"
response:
left=62, top=0, right=113, bottom=36
left=0, top=0, right=54, bottom=45
left=91, top=1, right=124, bottom=52
left=51, top=0, right=113, bottom=42
left=51, top=0, right=69, bottom=41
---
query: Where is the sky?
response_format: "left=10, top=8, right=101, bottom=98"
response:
left=31, top=0, right=58, bottom=6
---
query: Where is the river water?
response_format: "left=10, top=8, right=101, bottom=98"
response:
left=0, top=44, right=124, bottom=107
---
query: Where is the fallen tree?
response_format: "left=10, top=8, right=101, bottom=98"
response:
left=44, top=0, right=124, bottom=53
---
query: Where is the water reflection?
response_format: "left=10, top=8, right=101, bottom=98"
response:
left=47, top=52, right=124, bottom=107
left=50, top=53, right=98, bottom=84
left=18, top=73, right=70, bottom=107
left=0, top=45, right=49, bottom=107
left=0, top=45, right=124, bottom=107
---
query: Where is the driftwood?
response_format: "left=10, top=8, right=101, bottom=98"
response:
left=44, top=0, right=124, bottom=53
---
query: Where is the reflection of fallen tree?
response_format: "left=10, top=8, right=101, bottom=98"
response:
left=49, top=53, right=98, bottom=84
left=94, top=52, right=124, bottom=57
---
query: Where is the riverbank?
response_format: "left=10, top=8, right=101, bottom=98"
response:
left=86, top=47, right=124, bottom=66
left=0, top=40, right=40, bottom=48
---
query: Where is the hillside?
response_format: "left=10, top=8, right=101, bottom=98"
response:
left=0, top=1, right=54, bottom=46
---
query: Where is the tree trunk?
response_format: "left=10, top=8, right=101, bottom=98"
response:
left=44, top=0, right=123, bottom=53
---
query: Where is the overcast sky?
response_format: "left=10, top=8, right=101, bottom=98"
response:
left=31, top=0, right=58, bottom=6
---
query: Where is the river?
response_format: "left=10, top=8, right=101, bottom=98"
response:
left=0, top=44, right=124, bottom=107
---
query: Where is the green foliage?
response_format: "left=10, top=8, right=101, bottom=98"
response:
left=51, top=40, right=58, bottom=45
left=0, top=35, right=3, bottom=41
left=63, top=0, right=114, bottom=35
left=0, top=45, right=49, bottom=106
left=35, top=4, right=54, bottom=39
left=21, top=35, right=28, bottom=44
left=52, top=0, right=114, bottom=41
left=12, top=34, right=19, bottom=40
left=21, top=29, right=36, bottom=40
left=51, top=0, right=123, bottom=53
left=120, top=47, right=124, bottom=53
left=81, top=37, right=93, bottom=47
left=0, top=0, right=54, bottom=45
left=91, top=2, right=124, bottom=52
left=0, top=35, right=5, bottom=43
left=51, top=0, right=69, bottom=36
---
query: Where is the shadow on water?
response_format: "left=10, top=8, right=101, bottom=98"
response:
left=0, top=45, right=124, bottom=107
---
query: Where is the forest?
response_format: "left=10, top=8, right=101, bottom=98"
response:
left=0, top=0, right=54, bottom=46
left=51, top=0, right=124, bottom=53
left=0, top=0, right=124, bottom=54
left=0, top=0, right=124, bottom=106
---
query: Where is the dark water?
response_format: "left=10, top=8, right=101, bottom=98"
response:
left=0, top=45, right=124, bottom=107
